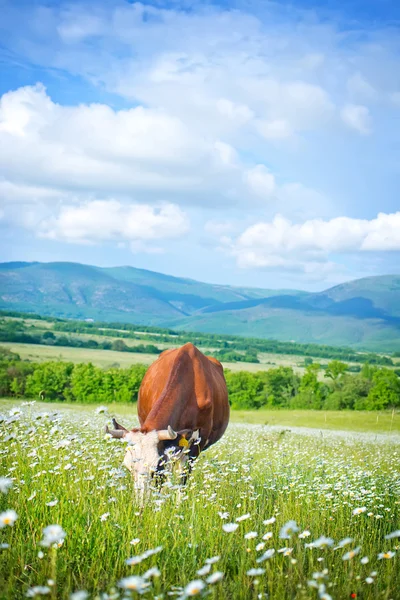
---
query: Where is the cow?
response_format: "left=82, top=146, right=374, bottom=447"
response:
left=106, top=342, right=230, bottom=491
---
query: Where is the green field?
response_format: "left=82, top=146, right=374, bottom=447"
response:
left=0, top=401, right=398, bottom=599
left=0, top=341, right=340, bottom=377
left=1, top=399, right=399, bottom=434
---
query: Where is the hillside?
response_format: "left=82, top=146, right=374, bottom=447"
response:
left=0, top=261, right=399, bottom=350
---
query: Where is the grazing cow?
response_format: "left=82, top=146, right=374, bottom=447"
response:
left=106, top=343, right=230, bottom=490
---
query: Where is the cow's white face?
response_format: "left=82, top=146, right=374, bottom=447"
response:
left=123, top=430, right=161, bottom=488
left=106, top=423, right=200, bottom=491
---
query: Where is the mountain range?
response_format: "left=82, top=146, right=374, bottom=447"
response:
left=0, top=261, right=399, bottom=351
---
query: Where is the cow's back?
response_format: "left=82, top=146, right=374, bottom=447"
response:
left=137, top=343, right=229, bottom=449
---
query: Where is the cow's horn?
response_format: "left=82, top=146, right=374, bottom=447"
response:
left=158, top=426, right=177, bottom=441
left=105, top=425, right=125, bottom=439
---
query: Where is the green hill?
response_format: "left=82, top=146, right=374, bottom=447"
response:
left=0, top=262, right=399, bottom=351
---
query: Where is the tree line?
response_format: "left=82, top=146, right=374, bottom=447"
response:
left=1, top=346, right=399, bottom=410
left=0, top=310, right=395, bottom=366
left=0, top=320, right=257, bottom=364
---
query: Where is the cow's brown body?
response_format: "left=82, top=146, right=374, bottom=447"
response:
left=138, top=342, right=229, bottom=451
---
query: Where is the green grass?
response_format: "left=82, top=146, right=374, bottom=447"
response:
left=1, top=399, right=399, bottom=434
left=230, top=408, right=400, bottom=433
left=0, top=402, right=398, bottom=599
left=0, top=341, right=331, bottom=377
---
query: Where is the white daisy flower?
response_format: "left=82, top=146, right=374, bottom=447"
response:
left=223, top=523, right=239, bottom=533
left=0, top=509, right=18, bottom=528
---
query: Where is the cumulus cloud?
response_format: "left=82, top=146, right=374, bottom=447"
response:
left=225, top=212, right=400, bottom=271
left=38, top=200, right=189, bottom=245
left=244, top=165, right=276, bottom=198
left=340, top=104, right=372, bottom=135
left=0, top=83, right=330, bottom=221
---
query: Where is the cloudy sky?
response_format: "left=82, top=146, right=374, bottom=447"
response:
left=0, top=0, right=399, bottom=291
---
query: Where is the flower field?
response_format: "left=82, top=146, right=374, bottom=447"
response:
left=1, top=402, right=399, bottom=599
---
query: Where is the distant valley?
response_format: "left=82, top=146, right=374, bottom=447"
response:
left=0, top=261, right=399, bottom=351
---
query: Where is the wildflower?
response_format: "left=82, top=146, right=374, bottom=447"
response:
left=311, top=536, right=334, bottom=549
left=279, top=520, right=299, bottom=539
left=218, top=512, right=229, bottom=519
left=95, top=406, right=108, bottom=414
left=378, top=551, right=395, bottom=559
left=100, top=513, right=110, bottom=522
left=256, top=543, right=265, bottom=551
left=205, top=556, right=220, bottom=565
left=0, top=477, right=13, bottom=494
left=236, top=513, right=251, bottom=522
left=385, top=530, right=400, bottom=540
left=256, top=549, right=275, bottom=563
left=26, top=586, right=51, bottom=597
left=245, top=531, right=258, bottom=540
left=223, top=523, right=238, bottom=533
left=335, top=537, right=353, bottom=549
left=263, top=517, right=276, bottom=525
left=365, top=577, right=374, bottom=584
left=70, top=592, right=89, bottom=600
left=299, top=530, right=310, bottom=539
left=183, top=580, right=205, bottom=596
left=41, top=524, right=66, bottom=547
left=143, top=545, right=163, bottom=557
left=143, top=567, right=161, bottom=579
left=360, top=556, right=369, bottom=564
left=343, top=547, right=361, bottom=561
left=352, top=507, right=367, bottom=516
left=130, top=538, right=140, bottom=545
left=118, top=575, right=148, bottom=592
left=125, top=555, right=144, bottom=566
left=247, top=568, right=265, bottom=576
left=206, top=572, right=224, bottom=584
left=0, top=509, right=18, bottom=528
left=46, top=500, right=58, bottom=507
left=196, top=565, right=211, bottom=576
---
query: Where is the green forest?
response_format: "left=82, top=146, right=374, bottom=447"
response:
left=1, top=346, right=399, bottom=410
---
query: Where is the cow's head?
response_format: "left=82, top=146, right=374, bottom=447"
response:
left=106, top=419, right=200, bottom=489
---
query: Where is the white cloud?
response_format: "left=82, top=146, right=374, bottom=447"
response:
left=244, top=165, right=276, bottom=198
left=225, top=212, right=400, bottom=272
left=0, top=84, right=327, bottom=217
left=38, top=200, right=189, bottom=245
left=340, top=104, right=372, bottom=135
left=257, top=119, right=293, bottom=140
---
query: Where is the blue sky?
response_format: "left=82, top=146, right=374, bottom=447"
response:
left=0, top=0, right=399, bottom=291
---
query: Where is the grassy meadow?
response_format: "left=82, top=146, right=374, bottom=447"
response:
left=1, top=401, right=399, bottom=599
left=0, top=341, right=340, bottom=377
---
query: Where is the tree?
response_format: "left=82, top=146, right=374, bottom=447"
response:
left=112, top=339, right=128, bottom=352
left=325, top=360, right=348, bottom=381
left=291, top=364, right=324, bottom=409
left=324, top=374, right=372, bottom=410
left=263, top=367, right=300, bottom=407
left=42, top=331, right=56, bottom=340
left=25, top=362, right=74, bottom=401
left=70, top=363, right=104, bottom=403
left=225, top=371, right=265, bottom=409
left=364, top=369, right=400, bottom=410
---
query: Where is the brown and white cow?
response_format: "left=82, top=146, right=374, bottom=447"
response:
left=106, top=343, right=229, bottom=490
